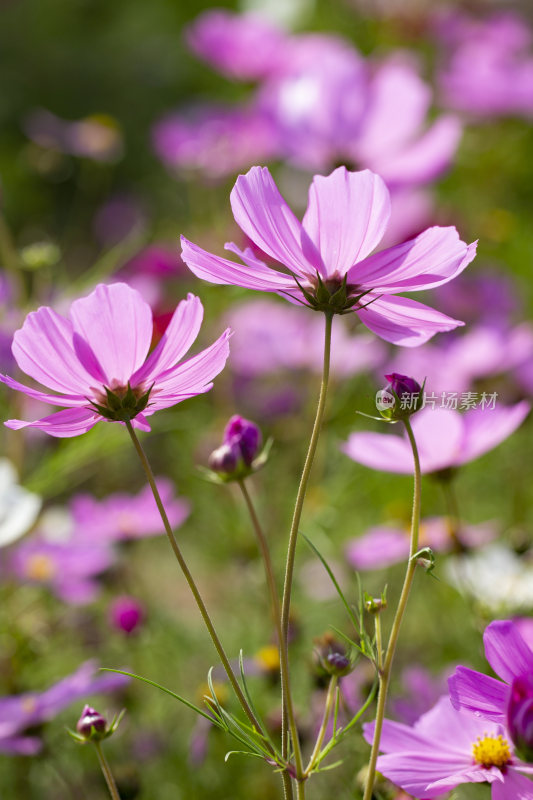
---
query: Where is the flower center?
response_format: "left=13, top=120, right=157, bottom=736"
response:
left=472, top=734, right=512, bottom=768
left=25, top=553, right=56, bottom=581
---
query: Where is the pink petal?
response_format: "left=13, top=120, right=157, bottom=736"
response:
left=427, top=766, right=502, bottom=793
left=0, top=373, right=87, bottom=407
left=372, top=115, right=463, bottom=186
left=461, top=401, right=530, bottom=465
left=69, top=283, right=153, bottom=386
left=375, top=752, right=474, bottom=798
left=484, top=619, right=533, bottom=684
left=351, top=228, right=476, bottom=292
left=230, top=166, right=321, bottom=279
left=492, top=771, right=533, bottom=800
left=133, top=293, right=204, bottom=384
left=301, top=167, right=390, bottom=277
left=5, top=408, right=100, bottom=438
left=448, top=666, right=508, bottom=722
left=150, top=329, right=231, bottom=405
left=12, top=306, right=97, bottom=395
left=356, top=294, right=464, bottom=347
left=345, top=527, right=409, bottom=570
left=341, top=430, right=414, bottom=474
left=180, top=236, right=296, bottom=292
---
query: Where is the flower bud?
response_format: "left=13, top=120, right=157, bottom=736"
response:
left=76, top=705, right=107, bottom=740
left=376, top=373, right=422, bottom=421
left=207, top=415, right=265, bottom=481
left=110, top=595, right=144, bottom=635
left=508, top=674, right=533, bottom=762
left=313, top=633, right=354, bottom=679
left=223, top=415, right=262, bottom=466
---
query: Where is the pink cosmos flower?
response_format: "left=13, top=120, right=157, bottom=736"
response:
left=109, top=595, right=145, bottom=635
left=449, top=620, right=533, bottom=727
left=363, top=695, right=533, bottom=798
left=346, top=516, right=497, bottom=570
left=342, top=402, right=530, bottom=474
left=71, top=479, right=190, bottom=543
left=185, top=10, right=287, bottom=81
left=0, top=283, right=230, bottom=437
left=181, top=166, right=476, bottom=347
left=0, top=660, right=128, bottom=755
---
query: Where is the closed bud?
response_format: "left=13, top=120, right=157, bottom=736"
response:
left=208, top=443, right=240, bottom=474
left=508, top=674, right=533, bottom=762
left=206, top=415, right=267, bottom=482
left=76, top=705, right=107, bottom=740
left=376, top=373, right=423, bottom=421
left=313, top=633, right=354, bottom=678
left=223, top=415, right=262, bottom=466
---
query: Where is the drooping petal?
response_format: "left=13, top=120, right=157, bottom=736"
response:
left=133, top=294, right=204, bottom=384
left=230, top=166, right=321, bottom=278
left=5, top=408, right=100, bottom=438
left=356, top=294, right=464, bottom=347
left=69, top=283, right=153, bottom=386
left=301, top=167, right=390, bottom=277
left=461, top=401, right=530, bottom=465
left=181, top=236, right=296, bottom=292
left=491, top=770, right=533, bottom=800
left=350, top=228, right=476, bottom=292
left=11, top=307, right=97, bottom=395
left=0, top=374, right=87, bottom=407
left=150, top=329, right=231, bottom=403
left=448, top=666, right=509, bottom=722
left=484, top=620, right=533, bottom=684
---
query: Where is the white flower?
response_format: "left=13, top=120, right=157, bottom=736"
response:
left=0, top=459, right=41, bottom=547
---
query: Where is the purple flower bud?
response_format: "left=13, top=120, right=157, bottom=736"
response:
left=377, top=373, right=423, bottom=420
left=325, top=652, right=353, bottom=677
left=508, top=674, right=533, bottom=762
left=223, top=415, right=262, bottom=466
left=208, top=442, right=240, bottom=474
left=76, top=705, right=107, bottom=740
left=110, top=595, right=144, bottom=635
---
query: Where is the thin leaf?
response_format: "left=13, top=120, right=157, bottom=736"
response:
left=302, top=534, right=359, bottom=629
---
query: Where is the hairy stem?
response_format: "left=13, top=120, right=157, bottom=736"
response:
left=125, top=421, right=267, bottom=739
left=363, top=416, right=422, bottom=800
left=94, top=742, right=121, bottom=800
left=305, top=675, right=338, bottom=776
left=279, top=311, right=333, bottom=781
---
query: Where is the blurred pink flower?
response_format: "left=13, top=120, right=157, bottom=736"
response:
left=152, top=104, right=280, bottom=181
left=342, top=402, right=530, bottom=474
left=226, top=299, right=385, bottom=377
left=0, top=660, right=128, bottom=755
left=71, top=479, right=189, bottom=543
left=8, top=535, right=114, bottom=604
left=1, top=283, right=230, bottom=437
left=391, top=666, right=453, bottom=726
left=185, top=10, right=287, bottom=81
left=346, top=516, right=497, bottom=570
left=435, top=11, right=533, bottom=118
left=182, top=166, right=476, bottom=347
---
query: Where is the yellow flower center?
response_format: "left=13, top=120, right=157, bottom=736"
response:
left=472, top=734, right=511, bottom=768
left=255, top=645, right=280, bottom=672
left=25, top=554, right=56, bottom=581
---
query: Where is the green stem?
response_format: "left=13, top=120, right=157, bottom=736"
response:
left=125, top=421, right=266, bottom=740
left=237, top=479, right=294, bottom=800
left=363, top=416, right=422, bottom=800
left=279, top=311, right=333, bottom=781
left=94, top=742, right=121, bottom=800
left=305, top=675, right=338, bottom=776
left=375, top=614, right=383, bottom=673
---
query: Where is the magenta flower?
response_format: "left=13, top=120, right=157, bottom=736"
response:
left=342, top=402, right=530, bottom=474
left=109, top=595, right=145, bottom=635
left=181, top=166, right=476, bottom=346
left=449, top=620, right=533, bottom=727
left=346, top=516, right=497, bottom=571
left=363, top=695, right=533, bottom=798
left=70, top=479, right=190, bottom=543
left=0, top=283, right=230, bottom=437
left=0, top=660, right=128, bottom=756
